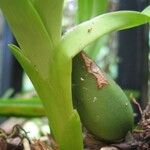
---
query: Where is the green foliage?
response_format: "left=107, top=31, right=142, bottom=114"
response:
left=0, top=1, right=83, bottom=150
left=76, top=0, right=108, bottom=23
left=59, top=10, right=150, bottom=58
left=142, top=5, right=150, bottom=16
left=0, top=98, right=44, bottom=117
left=76, top=0, right=108, bottom=59
left=30, top=0, right=63, bottom=46
left=0, top=0, right=149, bottom=149
left=0, top=0, right=53, bottom=77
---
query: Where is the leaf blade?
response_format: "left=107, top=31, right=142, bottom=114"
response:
left=59, top=11, right=150, bottom=58
left=142, top=5, right=150, bottom=16
left=30, top=0, right=64, bottom=46
left=76, top=0, right=94, bottom=23
left=0, top=98, right=44, bottom=117
left=0, top=0, right=53, bottom=77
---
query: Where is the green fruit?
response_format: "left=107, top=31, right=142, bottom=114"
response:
left=72, top=52, right=134, bottom=142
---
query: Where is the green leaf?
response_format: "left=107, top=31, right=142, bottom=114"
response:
left=30, top=0, right=64, bottom=46
left=76, top=0, right=94, bottom=23
left=0, top=98, right=45, bottom=117
left=59, top=11, right=150, bottom=58
left=92, top=0, right=108, bottom=16
left=0, top=0, right=53, bottom=77
left=10, top=44, right=84, bottom=150
left=142, top=5, right=150, bottom=16
left=76, top=0, right=108, bottom=60
left=60, top=110, right=83, bottom=150
left=9, top=44, right=44, bottom=83
left=76, top=0, right=108, bottom=24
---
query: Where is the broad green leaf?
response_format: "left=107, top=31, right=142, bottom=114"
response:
left=76, top=0, right=108, bottom=59
left=0, top=98, right=44, bottom=117
left=0, top=0, right=53, bottom=77
left=10, top=44, right=83, bottom=150
left=92, top=0, right=108, bottom=16
left=30, top=0, right=64, bottom=46
left=59, top=11, right=150, bottom=58
left=76, top=0, right=94, bottom=23
left=9, top=44, right=44, bottom=82
left=84, top=0, right=108, bottom=59
left=142, top=5, right=150, bottom=16
left=60, top=110, right=83, bottom=150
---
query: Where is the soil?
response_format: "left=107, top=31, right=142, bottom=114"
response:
left=0, top=105, right=150, bottom=150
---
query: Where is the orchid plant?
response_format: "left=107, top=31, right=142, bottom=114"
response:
left=0, top=0, right=149, bottom=150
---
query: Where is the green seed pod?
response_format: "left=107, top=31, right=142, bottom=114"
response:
left=72, top=52, right=134, bottom=142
